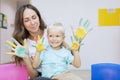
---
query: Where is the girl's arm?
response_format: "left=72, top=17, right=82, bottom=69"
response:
left=23, top=57, right=38, bottom=80
left=32, top=35, right=44, bottom=68
left=63, top=41, right=81, bottom=67
left=32, top=51, right=41, bottom=69
left=71, top=50, right=81, bottom=68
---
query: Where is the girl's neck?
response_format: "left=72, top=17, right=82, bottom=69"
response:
left=29, top=29, right=44, bottom=41
left=50, top=45, right=62, bottom=50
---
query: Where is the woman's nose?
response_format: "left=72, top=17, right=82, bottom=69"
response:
left=30, top=19, right=34, bottom=25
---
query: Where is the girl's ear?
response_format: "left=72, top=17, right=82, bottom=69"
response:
left=63, top=35, right=65, bottom=39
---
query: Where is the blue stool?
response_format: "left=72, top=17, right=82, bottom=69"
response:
left=91, top=63, right=120, bottom=80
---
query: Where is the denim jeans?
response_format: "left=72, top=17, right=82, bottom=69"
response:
left=35, top=76, right=51, bottom=80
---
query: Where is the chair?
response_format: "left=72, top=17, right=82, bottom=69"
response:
left=0, top=63, right=28, bottom=80
left=91, top=63, right=120, bottom=80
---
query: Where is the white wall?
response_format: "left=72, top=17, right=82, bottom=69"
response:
left=31, top=0, right=120, bottom=70
left=0, top=0, right=17, bottom=63
left=0, top=0, right=1, bottom=63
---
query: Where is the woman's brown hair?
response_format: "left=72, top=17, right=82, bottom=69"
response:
left=12, top=4, right=46, bottom=65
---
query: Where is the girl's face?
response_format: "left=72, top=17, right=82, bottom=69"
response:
left=23, top=8, right=40, bottom=34
left=47, top=28, right=64, bottom=50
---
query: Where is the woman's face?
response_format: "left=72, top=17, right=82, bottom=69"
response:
left=23, top=8, right=40, bottom=34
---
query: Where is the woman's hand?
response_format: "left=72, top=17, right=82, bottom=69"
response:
left=6, top=38, right=28, bottom=58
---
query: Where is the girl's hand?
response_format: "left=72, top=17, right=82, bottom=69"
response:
left=70, top=18, right=93, bottom=51
left=33, top=35, right=46, bottom=52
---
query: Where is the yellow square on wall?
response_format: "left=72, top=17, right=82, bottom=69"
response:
left=98, top=8, right=120, bottom=26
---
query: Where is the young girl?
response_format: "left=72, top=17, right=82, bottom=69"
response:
left=32, top=23, right=82, bottom=80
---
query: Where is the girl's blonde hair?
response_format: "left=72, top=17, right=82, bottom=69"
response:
left=47, top=22, right=65, bottom=35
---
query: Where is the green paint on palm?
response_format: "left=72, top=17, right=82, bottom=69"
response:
left=16, top=46, right=27, bottom=57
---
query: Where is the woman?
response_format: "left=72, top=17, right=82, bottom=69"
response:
left=12, top=4, right=50, bottom=80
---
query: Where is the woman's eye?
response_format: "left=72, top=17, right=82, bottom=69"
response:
left=32, top=15, right=36, bottom=19
left=24, top=19, right=29, bottom=22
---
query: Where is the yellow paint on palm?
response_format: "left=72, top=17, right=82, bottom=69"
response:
left=75, top=27, right=87, bottom=39
left=72, top=41, right=79, bottom=51
left=23, top=39, right=27, bottom=48
left=36, top=43, right=44, bottom=52
left=38, top=35, right=40, bottom=42
left=36, top=35, right=45, bottom=52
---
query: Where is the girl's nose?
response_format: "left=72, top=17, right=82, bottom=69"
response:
left=52, top=37, right=56, bottom=40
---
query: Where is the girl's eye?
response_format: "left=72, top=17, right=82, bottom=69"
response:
left=56, top=35, right=60, bottom=37
left=49, top=35, right=52, bottom=37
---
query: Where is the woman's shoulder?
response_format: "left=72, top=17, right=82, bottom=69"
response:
left=26, top=38, right=36, bottom=44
